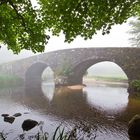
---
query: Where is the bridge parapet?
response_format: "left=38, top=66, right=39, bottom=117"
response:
left=0, top=47, right=140, bottom=93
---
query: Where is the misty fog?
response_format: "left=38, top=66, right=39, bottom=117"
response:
left=86, top=61, right=128, bottom=78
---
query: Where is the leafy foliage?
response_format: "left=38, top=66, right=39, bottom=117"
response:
left=41, top=0, right=138, bottom=42
left=55, top=58, right=72, bottom=76
left=0, top=0, right=49, bottom=53
left=130, top=80, right=140, bottom=91
left=0, top=0, right=140, bottom=53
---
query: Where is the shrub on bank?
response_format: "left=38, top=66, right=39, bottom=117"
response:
left=0, top=75, right=23, bottom=88
left=130, top=80, right=140, bottom=92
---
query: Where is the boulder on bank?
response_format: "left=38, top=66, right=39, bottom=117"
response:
left=128, top=114, right=140, bottom=136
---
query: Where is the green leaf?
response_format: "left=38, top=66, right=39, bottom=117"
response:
left=0, top=0, right=140, bottom=53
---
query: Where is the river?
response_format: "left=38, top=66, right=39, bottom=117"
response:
left=0, top=81, right=140, bottom=140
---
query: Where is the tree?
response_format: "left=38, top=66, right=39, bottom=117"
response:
left=0, top=0, right=49, bottom=53
left=129, top=19, right=140, bottom=47
left=0, top=0, right=139, bottom=53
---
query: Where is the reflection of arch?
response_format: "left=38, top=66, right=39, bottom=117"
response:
left=83, top=86, right=128, bottom=114
left=25, top=62, right=51, bottom=87
left=41, top=82, right=55, bottom=101
left=68, top=59, right=129, bottom=86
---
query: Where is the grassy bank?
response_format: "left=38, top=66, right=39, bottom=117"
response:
left=84, top=75, right=128, bottom=83
left=0, top=74, right=23, bottom=88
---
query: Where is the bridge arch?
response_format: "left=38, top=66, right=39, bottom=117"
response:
left=25, top=62, right=54, bottom=87
left=83, top=61, right=128, bottom=85
left=67, top=59, right=129, bottom=86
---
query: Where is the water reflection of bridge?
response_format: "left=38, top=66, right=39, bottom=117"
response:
left=1, top=82, right=140, bottom=140
left=0, top=84, right=139, bottom=140
left=2, top=83, right=139, bottom=125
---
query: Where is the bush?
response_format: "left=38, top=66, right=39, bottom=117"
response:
left=130, top=80, right=140, bottom=91
left=0, top=74, right=23, bottom=88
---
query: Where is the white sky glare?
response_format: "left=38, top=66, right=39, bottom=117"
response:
left=45, top=22, right=131, bottom=52
left=0, top=21, right=132, bottom=63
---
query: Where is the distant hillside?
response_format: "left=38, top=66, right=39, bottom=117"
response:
left=86, top=61, right=128, bottom=79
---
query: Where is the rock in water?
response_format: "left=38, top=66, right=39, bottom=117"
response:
left=22, top=119, right=38, bottom=131
left=1, top=114, right=9, bottom=117
left=128, top=114, right=140, bottom=136
left=4, top=116, right=15, bottom=124
left=13, top=113, right=22, bottom=117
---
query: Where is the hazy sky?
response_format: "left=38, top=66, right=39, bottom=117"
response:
left=87, top=61, right=128, bottom=78
left=0, top=20, right=132, bottom=64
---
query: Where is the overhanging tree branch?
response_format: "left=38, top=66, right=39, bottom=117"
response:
left=0, top=0, right=140, bottom=53
left=8, top=0, right=26, bottom=28
left=0, top=0, right=8, bottom=6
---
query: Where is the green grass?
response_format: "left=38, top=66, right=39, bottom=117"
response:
left=84, top=75, right=128, bottom=82
left=0, top=74, right=23, bottom=88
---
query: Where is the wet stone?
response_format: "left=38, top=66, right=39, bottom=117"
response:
left=13, top=113, right=22, bottom=117
left=1, top=114, right=9, bottom=117
left=22, top=119, right=38, bottom=131
left=4, top=116, right=15, bottom=124
left=24, top=112, right=29, bottom=114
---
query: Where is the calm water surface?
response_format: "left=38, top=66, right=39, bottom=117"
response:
left=0, top=82, right=140, bottom=140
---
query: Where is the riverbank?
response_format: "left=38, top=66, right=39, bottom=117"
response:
left=66, top=77, right=128, bottom=90
left=83, top=77, right=128, bottom=87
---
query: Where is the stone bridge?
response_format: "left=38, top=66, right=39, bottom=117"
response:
left=0, top=47, right=140, bottom=92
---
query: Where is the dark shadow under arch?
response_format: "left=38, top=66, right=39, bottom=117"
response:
left=25, top=62, right=49, bottom=87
